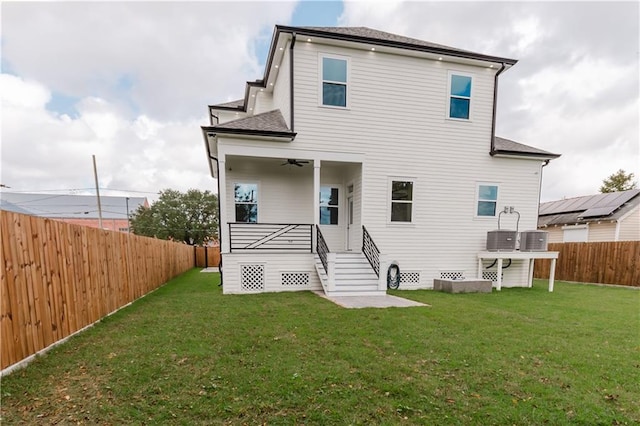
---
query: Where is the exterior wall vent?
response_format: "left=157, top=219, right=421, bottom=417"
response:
left=281, top=272, right=310, bottom=286
left=440, top=271, right=464, bottom=280
left=400, top=272, right=421, bottom=285
left=241, top=264, right=265, bottom=291
left=486, top=230, right=517, bottom=251
left=520, top=230, right=549, bottom=252
left=482, top=270, right=502, bottom=283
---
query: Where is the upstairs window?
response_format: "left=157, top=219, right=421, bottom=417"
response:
left=477, top=184, right=498, bottom=217
left=448, top=73, right=472, bottom=120
left=320, top=186, right=339, bottom=225
left=390, top=180, right=414, bottom=223
left=235, top=183, right=258, bottom=223
left=321, top=56, right=348, bottom=107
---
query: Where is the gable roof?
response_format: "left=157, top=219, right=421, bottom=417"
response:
left=493, top=136, right=560, bottom=159
left=0, top=192, right=148, bottom=220
left=204, top=109, right=295, bottom=139
left=538, top=189, right=640, bottom=227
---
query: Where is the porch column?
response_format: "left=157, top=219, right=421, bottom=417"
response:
left=218, top=156, right=229, bottom=254
left=313, top=159, right=320, bottom=225
left=313, top=160, right=320, bottom=253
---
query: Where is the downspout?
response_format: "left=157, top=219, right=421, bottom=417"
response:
left=536, top=159, right=551, bottom=229
left=490, top=63, right=507, bottom=155
left=210, top=154, right=223, bottom=286
left=289, top=32, right=296, bottom=131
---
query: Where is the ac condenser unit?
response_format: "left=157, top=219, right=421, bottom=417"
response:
left=519, top=230, right=548, bottom=252
left=486, top=230, right=517, bottom=252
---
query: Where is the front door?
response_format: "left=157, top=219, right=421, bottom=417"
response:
left=346, top=184, right=355, bottom=250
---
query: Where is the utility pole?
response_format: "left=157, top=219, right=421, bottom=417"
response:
left=92, top=155, right=104, bottom=229
left=126, top=197, right=131, bottom=232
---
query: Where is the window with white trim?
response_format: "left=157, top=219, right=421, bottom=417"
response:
left=563, top=225, right=588, bottom=242
left=320, top=186, right=339, bottom=225
left=476, top=184, right=498, bottom=217
left=320, top=55, right=348, bottom=108
left=234, top=183, right=258, bottom=223
left=390, top=180, right=414, bottom=223
left=448, top=72, right=472, bottom=120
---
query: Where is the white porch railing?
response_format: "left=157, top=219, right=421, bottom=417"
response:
left=228, top=223, right=313, bottom=252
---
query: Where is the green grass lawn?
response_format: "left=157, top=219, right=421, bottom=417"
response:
left=2, top=269, right=639, bottom=425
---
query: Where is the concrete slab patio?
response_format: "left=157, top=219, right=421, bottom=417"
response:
left=313, top=291, right=429, bottom=309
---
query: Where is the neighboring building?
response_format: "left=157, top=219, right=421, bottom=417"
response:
left=0, top=192, right=148, bottom=232
left=538, top=189, right=640, bottom=243
left=202, top=25, right=560, bottom=295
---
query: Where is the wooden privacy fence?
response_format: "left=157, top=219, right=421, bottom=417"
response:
left=1, top=211, right=194, bottom=371
left=534, top=241, right=640, bottom=287
left=194, top=246, right=220, bottom=268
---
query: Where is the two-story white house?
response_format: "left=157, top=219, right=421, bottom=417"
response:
left=202, top=26, right=560, bottom=295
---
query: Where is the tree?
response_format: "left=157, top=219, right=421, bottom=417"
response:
left=130, top=189, right=218, bottom=245
left=599, top=169, right=638, bottom=193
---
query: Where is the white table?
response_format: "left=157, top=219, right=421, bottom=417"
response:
left=477, top=251, right=559, bottom=292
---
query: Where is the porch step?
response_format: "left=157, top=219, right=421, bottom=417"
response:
left=314, top=253, right=386, bottom=297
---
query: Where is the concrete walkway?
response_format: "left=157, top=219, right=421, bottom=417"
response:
left=200, top=267, right=219, bottom=273
left=314, top=291, right=429, bottom=309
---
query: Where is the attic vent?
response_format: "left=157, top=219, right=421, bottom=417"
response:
left=440, top=271, right=464, bottom=280
left=281, top=272, right=310, bottom=287
left=241, top=264, right=264, bottom=291
left=400, top=272, right=420, bottom=285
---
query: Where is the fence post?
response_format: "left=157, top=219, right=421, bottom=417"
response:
left=205, top=246, right=208, bottom=268
left=194, top=245, right=197, bottom=267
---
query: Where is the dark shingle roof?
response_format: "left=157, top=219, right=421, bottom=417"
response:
left=494, top=136, right=560, bottom=159
left=538, top=189, right=640, bottom=227
left=212, top=109, right=293, bottom=136
left=211, top=99, right=245, bottom=109
left=279, top=25, right=517, bottom=65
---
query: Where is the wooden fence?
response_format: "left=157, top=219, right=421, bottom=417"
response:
left=1, top=211, right=194, bottom=371
left=533, top=241, right=640, bottom=287
left=194, top=246, right=220, bottom=268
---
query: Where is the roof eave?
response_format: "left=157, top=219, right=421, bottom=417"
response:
left=275, top=25, right=518, bottom=65
left=491, top=150, right=561, bottom=160
left=202, top=126, right=296, bottom=141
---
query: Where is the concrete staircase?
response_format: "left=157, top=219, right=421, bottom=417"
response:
left=314, top=252, right=386, bottom=297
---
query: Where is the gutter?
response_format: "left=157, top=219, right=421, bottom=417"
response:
left=290, top=32, right=296, bottom=131
left=490, top=63, right=507, bottom=155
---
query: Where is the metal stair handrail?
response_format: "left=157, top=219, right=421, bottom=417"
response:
left=315, top=225, right=330, bottom=274
left=362, top=225, right=380, bottom=277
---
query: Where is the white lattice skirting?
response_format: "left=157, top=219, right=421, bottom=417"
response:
left=400, top=272, right=421, bottom=285
left=241, top=264, right=265, bottom=291
left=281, top=272, right=310, bottom=287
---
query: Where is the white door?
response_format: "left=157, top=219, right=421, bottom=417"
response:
left=346, top=184, right=355, bottom=250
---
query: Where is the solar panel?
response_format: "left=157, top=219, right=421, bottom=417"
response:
left=579, top=206, right=618, bottom=218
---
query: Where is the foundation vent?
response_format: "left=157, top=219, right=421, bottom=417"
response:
left=440, top=271, right=464, bottom=280
left=281, top=272, right=310, bottom=287
left=400, top=272, right=421, bottom=285
left=241, top=264, right=265, bottom=291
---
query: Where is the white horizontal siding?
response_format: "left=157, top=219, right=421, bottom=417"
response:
left=254, top=91, right=274, bottom=115
left=619, top=207, right=640, bottom=241
left=273, top=45, right=291, bottom=128
left=544, top=227, right=563, bottom=243
left=588, top=222, right=616, bottom=242
left=221, top=253, right=321, bottom=294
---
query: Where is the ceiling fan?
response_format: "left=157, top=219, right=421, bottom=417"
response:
left=281, top=159, right=309, bottom=167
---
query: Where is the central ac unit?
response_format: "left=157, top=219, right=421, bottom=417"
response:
left=486, top=230, right=517, bottom=252
left=520, top=230, right=548, bottom=252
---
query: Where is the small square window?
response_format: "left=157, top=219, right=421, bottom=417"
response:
left=477, top=184, right=498, bottom=217
left=390, top=180, right=414, bottom=223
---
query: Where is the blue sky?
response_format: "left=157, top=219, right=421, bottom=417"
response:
left=1, top=1, right=638, bottom=201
